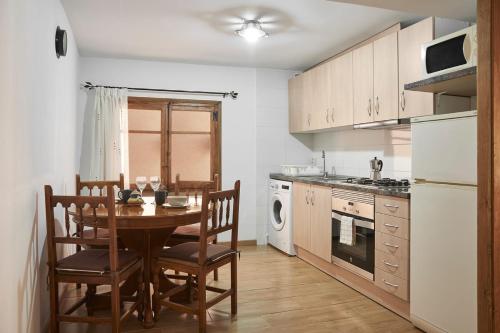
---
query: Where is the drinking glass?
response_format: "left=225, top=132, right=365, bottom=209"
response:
left=136, top=176, right=147, bottom=197
left=150, top=176, right=161, bottom=192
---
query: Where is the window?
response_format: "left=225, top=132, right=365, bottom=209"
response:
left=127, top=97, right=220, bottom=190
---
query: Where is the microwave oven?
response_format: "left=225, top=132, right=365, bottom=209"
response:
left=421, top=25, right=477, bottom=78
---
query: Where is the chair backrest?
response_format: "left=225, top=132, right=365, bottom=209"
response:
left=44, top=184, right=120, bottom=272
left=198, top=180, right=240, bottom=265
left=174, top=173, right=219, bottom=205
left=75, top=173, right=125, bottom=196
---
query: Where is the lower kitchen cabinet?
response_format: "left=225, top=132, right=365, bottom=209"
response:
left=292, top=183, right=332, bottom=262
left=374, top=195, right=410, bottom=301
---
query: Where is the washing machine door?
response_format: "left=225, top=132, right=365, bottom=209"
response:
left=270, top=194, right=286, bottom=231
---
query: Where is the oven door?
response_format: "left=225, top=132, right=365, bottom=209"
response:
left=331, top=211, right=375, bottom=280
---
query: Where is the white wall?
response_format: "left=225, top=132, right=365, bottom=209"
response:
left=79, top=57, right=258, bottom=241
left=0, top=0, right=80, bottom=332
left=312, top=128, right=412, bottom=179
left=255, top=69, right=313, bottom=244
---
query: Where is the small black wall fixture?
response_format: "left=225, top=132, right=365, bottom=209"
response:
left=55, top=26, right=67, bottom=58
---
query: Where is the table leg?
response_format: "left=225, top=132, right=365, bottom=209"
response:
left=142, top=230, right=155, bottom=328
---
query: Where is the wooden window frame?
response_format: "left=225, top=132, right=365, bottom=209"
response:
left=127, top=97, right=221, bottom=191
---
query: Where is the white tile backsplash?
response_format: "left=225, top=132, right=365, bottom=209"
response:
left=312, top=128, right=412, bottom=179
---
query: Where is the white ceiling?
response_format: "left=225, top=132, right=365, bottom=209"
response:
left=61, top=0, right=473, bottom=70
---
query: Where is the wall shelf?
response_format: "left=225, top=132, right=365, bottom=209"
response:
left=404, top=66, right=477, bottom=97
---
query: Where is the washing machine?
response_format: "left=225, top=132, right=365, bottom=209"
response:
left=267, top=178, right=296, bottom=255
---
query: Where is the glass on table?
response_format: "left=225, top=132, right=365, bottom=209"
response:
left=150, top=176, right=161, bottom=192
left=136, top=176, right=147, bottom=197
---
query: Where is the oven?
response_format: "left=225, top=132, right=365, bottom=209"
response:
left=331, top=189, right=375, bottom=280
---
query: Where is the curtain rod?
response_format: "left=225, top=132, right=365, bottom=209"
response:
left=81, top=81, right=238, bottom=99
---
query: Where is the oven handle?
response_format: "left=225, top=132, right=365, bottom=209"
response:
left=332, top=212, right=374, bottom=230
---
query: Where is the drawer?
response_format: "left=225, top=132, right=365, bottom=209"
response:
left=375, top=196, right=409, bottom=219
left=375, top=213, right=409, bottom=240
left=375, top=249, right=409, bottom=280
left=375, top=232, right=409, bottom=259
left=375, top=268, right=409, bottom=301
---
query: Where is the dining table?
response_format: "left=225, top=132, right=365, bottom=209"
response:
left=70, top=196, right=203, bottom=328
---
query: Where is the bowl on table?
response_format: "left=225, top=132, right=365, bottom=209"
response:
left=166, top=195, right=189, bottom=207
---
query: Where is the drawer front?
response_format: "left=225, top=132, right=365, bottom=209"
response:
left=375, top=249, right=409, bottom=280
left=332, top=197, right=374, bottom=220
left=375, top=213, right=409, bottom=239
left=375, top=196, right=409, bottom=219
left=375, top=268, right=409, bottom=301
left=375, top=232, right=409, bottom=259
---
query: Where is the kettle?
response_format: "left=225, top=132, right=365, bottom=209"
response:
left=369, top=157, right=383, bottom=180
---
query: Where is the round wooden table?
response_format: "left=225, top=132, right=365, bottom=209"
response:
left=72, top=196, right=202, bottom=328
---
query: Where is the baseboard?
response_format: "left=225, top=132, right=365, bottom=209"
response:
left=411, top=314, right=447, bottom=333
left=219, top=240, right=257, bottom=246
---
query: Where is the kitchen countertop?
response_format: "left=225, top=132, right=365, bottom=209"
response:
left=269, top=173, right=411, bottom=199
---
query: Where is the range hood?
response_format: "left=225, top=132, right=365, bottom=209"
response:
left=353, top=118, right=411, bottom=130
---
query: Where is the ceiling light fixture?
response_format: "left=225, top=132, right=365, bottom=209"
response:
left=236, top=20, right=269, bottom=42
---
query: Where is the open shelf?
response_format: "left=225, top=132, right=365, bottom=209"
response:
left=404, top=66, right=477, bottom=97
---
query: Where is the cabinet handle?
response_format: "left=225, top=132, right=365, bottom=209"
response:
left=331, top=108, right=335, bottom=123
left=384, top=242, right=399, bottom=249
left=368, top=98, right=372, bottom=116
left=383, top=223, right=399, bottom=229
left=375, top=96, right=380, bottom=115
left=384, top=203, right=400, bottom=209
left=382, top=279, right=399, bottom=288
left=383, top=261, right=399, bottom=268
left=305, top=190, right=309, bottom=204
left=400, top=91, right=406, bottom=111
left=307, top=113, right=311, bottom=126
left=311, top=191, right=315, bottom=205
left=326, top=109, right=329, bottom=123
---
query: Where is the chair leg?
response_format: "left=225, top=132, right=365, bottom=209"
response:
left=231, top=256, right=237, bottom=315
left=85, top=284, right=97, bottom=316
left=198, top=270, right=207, bottom=333
left=213, top=239, right=219, bottom=281
left=137, top=265, right=145, bottom=322
left=111, top=278, right=121, bottom=333
left=49, top=271, right=59, bottom=333
left=152, top=263, right=161, bottom=321
left=76, top=224, right=82, bottom=289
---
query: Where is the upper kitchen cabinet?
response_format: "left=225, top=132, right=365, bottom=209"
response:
left=302, top=70, right=314, bottom=131
left=373, top=32, right=399, bottom=121
left=312, top=63, right=331, bottom=130
left=330, top=52, right=354, bottom=127
left=398, top=18, right=434, bottom=118
left=353, top=43, right=374, bottom=124
left=288, top=74, right=304, bottom=133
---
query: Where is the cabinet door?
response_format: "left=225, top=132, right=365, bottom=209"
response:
left=353, top=43, right=374, bottom=124
left=288, top=75, right=304, bottom=133
left=292, top=182, right=311, bottom=250
left=311, top=64, right=330, bottom=130
left=373, top=32, right=399, bottom=121
left=302, top=71, right=314, bottom=131
left=309, top=185, right=332, bottom=262
left=398, top=18, right=434, bottom=119
left=332, top=52, right=354, bottom=127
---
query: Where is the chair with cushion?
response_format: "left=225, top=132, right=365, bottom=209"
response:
left=166, top=173, right=220, bottom=280
left=45, top=184, right=144, bottom=333
left=152, top=180, right=240, bottom=333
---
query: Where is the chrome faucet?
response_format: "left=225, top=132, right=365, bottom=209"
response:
left=322, top=150, right=328, bottom=178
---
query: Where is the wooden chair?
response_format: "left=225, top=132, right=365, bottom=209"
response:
left=152, top=180, right=240, bottom=333
left=75, top=173, right=124, bottom=241
left=166, top=173, right=221, bottom=280
left=45, top=184, right=144, bottom=333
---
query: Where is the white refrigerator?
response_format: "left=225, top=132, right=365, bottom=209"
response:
left=410, top=111, right=477, bottom=333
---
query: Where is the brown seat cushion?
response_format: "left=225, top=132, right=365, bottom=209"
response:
left=171, top=223, right=201, bottom=239
left=160, top=242, right=235, bottom=264
left=81, top=228, right=110, bottom=239
left=56, top=249, right=139, bottom=274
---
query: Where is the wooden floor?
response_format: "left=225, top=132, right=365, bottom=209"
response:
left=60, top=245, right=421, bottom=333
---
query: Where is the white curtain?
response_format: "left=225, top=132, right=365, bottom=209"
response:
left=80, top=87, right=129, bottom=185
